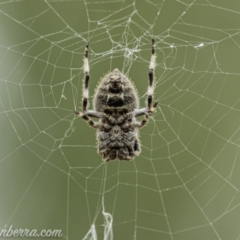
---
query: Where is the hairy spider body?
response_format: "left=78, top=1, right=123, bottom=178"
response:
left=75, top=40, right=157, bottom=162
left=95, top=69, right=140, bottom=160
left=94, top=69, right=138, bottom=111
left=98, top=110, right=140, bottom=161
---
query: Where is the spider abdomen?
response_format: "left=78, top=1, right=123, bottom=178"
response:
left=93, top=69, right=139, bottom=112
left=97, top=114, right=140, bottom=161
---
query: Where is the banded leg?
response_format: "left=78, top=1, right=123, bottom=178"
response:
left=74, top=43, right=101, bottom=129
left=83, top=42, right=90, bottom=112
left=74, top=110, right=100, bottom=128
left=133, top=102, right=158, bottom=128
left=134, top=39, right=158, bottom=128
left=147, top=38, right=157, bottom=111
left=134, top=115, right=149, bottom=128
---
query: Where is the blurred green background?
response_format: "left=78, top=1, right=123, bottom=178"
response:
left=0, top=0, right=240, bottom=239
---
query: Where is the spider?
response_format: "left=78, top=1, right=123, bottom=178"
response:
left=74, top=39, right=158, bottom=162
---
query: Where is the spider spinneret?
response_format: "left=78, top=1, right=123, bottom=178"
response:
left=74, top=39, right=157, bottom=162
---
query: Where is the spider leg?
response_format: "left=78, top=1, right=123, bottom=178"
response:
left=147, top=39, right=157, bottom=111
left=132, top=102, right=158, bottom=128
left=74, top=43, right=103, bottom=128
left=74, top=111, right=100, bottom=128
left=83, top=42, right=90, bottom=112
left=132, top=104, right=157, bottom=117
left=132, top=39, right=158, bottom=128
left=133, top=116, right=149, bottom=128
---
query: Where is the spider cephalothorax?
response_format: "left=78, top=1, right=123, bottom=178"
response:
left=74, top=40, right=157, bottom=162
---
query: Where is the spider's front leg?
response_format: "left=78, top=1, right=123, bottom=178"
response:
left=82, top=42, right=90, bottom=112
left=147, top=39, right=158, bottom=111
left=133, top=39, right=158, bottom=128
left=74, top=42, right=102, bottom=128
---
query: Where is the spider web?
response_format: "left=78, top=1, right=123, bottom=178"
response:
left=1, top=0, right=240, bottom=239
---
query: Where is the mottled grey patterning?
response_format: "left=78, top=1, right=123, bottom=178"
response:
left=74, top=40, right=158, bottom=162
